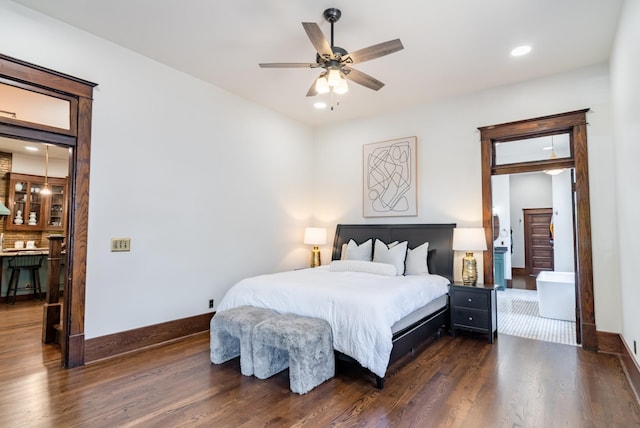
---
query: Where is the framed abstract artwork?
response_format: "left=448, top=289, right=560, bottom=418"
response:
left=363, top=136, right=417, bottom=217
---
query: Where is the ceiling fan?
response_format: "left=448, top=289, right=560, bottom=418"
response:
left=259, top=8, right=404, bottom=97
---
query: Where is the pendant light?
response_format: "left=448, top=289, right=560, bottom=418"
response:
left=40, top=145, right=52, bottom=195
left=543, top=135, right=565, bottom=176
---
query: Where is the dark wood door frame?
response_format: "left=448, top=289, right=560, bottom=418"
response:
left=0, top=54, right=96, bottom=367
left=479, top=109, right=596, bottom=351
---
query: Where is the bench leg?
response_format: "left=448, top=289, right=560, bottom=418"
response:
left=210, top=326, right=240, bottom=365
left=253, top=341, right=289, bottom=380
left=288, top=334, right=335, bottom=394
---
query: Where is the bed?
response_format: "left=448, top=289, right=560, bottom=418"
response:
left=215, top=223, right=455, bottom=388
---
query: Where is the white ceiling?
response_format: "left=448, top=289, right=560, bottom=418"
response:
left=10, top=0, right=623, bottom=127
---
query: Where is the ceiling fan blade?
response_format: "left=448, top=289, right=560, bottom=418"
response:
left=343, top=67, right=385, bottom=91
left=302, top=22, right=333, bottom=59
left=306, top=79, right=319, bottom=97
left=344, top=39, right=404, bottom=64
left=259, top=62, right=319, bottom=68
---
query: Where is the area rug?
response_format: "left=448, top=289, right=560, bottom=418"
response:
left=497, top=288, right=577, bottom=346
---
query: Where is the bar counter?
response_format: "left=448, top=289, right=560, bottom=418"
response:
left=0, top=248, right=51, bottom=300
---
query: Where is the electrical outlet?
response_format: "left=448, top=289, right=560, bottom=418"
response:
left=209, top=299, right=214, bottom=309
left=111, top=238, right=131, bottom=252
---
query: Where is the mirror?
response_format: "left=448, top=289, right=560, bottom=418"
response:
left=492, top=214, right=500, bottom=241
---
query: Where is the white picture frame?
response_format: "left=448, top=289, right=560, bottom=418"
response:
left=363, top=136, right=417, bottom=217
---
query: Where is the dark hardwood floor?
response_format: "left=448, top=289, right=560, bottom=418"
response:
left=1, top=300, right=639, bottom=427
left=510, top=270, right=537, bottom=290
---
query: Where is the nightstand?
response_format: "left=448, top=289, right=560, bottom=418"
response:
left=450, top=282, right=497, bottom=343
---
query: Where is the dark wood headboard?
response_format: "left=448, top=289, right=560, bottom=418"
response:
left=331, top=223, right=456, bottom=280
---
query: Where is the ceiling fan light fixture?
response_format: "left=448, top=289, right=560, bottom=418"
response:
left=315, top=75, right=330, bottom=94
left=333, top=76, right=349, bottom=94
left=327, top=68, right=342, bottom=87
left=259, top=8, right=403, bottom=99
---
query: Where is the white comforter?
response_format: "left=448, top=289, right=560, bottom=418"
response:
left=216, top=266, right=449, bottom=378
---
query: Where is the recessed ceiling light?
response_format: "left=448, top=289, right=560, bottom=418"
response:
left=25, top=146, right=39, bottom=151
left=511, top=45, right=532, bottom=57
left=314, top=102, right=327, bottom=109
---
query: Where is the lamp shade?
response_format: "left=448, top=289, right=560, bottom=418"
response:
left=304, top=227, right=327, bottom=245
left=452, top=228, right=487, bottom=252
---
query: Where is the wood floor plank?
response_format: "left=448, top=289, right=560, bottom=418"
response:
left=1, top=301, right=639, bottom=427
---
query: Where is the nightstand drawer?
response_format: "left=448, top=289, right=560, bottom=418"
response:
left=451, top=290, right=488, bottom=310
left=452, top=307, right=488, bottom=330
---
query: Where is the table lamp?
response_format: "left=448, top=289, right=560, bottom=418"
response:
left=304, top=227, right=327, bottom=268
left=452, top=228, right=488, bottom=285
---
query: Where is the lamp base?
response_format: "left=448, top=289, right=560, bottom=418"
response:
left=310, top=246, right=321, bottom=268
left=461, top=251, right=478, bottom=285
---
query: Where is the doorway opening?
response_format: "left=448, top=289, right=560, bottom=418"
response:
left=479, top=109, right=597, bottom=350
left=0, top=54, right=96, bottom=367
left=493, top=169, right=578, bottom=346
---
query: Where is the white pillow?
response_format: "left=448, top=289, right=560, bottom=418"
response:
left=405, top=241, right=430, bottom=275
left=329, top=260, right=396, bottom=276
left=373, top=239, right=408, bottom=275
left=343, top=239, right=373, bottom=261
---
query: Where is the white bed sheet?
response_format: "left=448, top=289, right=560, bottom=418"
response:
left=216, top=266, right=449, bottom=378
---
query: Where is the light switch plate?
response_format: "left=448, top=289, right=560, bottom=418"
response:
left=111, top=238, right=131, bottom=252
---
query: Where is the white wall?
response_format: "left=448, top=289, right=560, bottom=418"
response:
left=0, top=2, right=315, bottom=338
left=551, top=170, right=575, bottom=272
left=12, top=153, right=68, bottom=178
left=314, top=63, right=620, bottom=332
left=611, top=0, right=640, bottom=363
left=509, top=173, right=552, bottom=268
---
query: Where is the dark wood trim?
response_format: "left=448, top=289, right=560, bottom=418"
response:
left=595, top=331, right=640, bottom=404
left=512, top=267, right=526, bottom=276
left=0, top=54, right=97, bottom=368
left=64, top=95, right=93, bottom=368
left=619, top=338, right=640, bottom=404
left=85, top=312, right=214, bottom=362
left=597, top=331, right=624, bottom=354
left=478, top=109, right=589, bottom=140
left=493, top=158, right=575, bottom=176
left=0, top=123, right=76, bottom=146
left=0, top=53, right=96, bottom=97
left=479, top=109, right=595, bottom=350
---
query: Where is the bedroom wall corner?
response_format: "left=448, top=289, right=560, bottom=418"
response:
left=610, top=0, right=640, bottom=366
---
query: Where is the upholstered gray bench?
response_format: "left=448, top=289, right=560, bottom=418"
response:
left=210, top=306, right=279, bottom=376
left=252, top=313, right=335, bottom=394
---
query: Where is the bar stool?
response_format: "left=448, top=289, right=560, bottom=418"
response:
left=5, top=254, right=43, bottom=305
